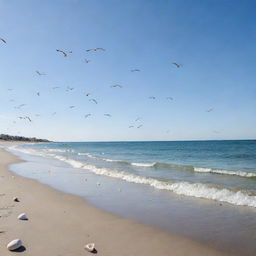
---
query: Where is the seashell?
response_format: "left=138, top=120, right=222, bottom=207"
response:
left=7, top=239, right=23, bottom=251
left=84, top=243, right=95, bottom=252
left=13, top=197, right=19, bottom=202
left=17, top=213, right=28, bottom=220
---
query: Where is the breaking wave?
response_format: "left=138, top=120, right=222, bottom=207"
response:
left=193, top=167, right=256, bottom=178
left=7, top=145, right=256, bottom=207
left=52, top=155, right=256, bottom=208
left=78, top=152, right=256, bottom=178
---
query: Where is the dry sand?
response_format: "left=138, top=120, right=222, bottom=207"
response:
left=0, top=143, right=231, bottom=255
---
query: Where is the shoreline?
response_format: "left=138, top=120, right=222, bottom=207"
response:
left=0, top=143, right=231, bottom=255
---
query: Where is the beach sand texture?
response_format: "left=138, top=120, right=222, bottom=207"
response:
left=0, top=144, right=230, bottom=256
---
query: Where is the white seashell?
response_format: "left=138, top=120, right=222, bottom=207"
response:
left=13, top=197, right=19, bottom=202
left=7, top=239, right=23, bottom=251
left=84, top=243, right=95, bottom=252
left=17, top=213, right=28, bottom=220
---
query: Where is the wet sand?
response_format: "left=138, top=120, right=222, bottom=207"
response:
left=0, top=143, right=231, bottom=256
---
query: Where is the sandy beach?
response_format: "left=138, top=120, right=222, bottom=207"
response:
left=0, top=143, right=232, bottom=256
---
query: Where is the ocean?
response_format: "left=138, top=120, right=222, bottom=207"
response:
left=5, top=140, right=256, bottom=255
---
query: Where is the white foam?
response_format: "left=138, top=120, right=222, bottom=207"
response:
left=43, top=148, right=74, bottom=153
left=102, top=158, right=121, bottom=162
left=78, top=152, right=98, bottom=159
left=131, top=162, right=156, bottom=167
left=194, top=167, right=256, bottom=178
left=53, top=156, right=256, bottom=208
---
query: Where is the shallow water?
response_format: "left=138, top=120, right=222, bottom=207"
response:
left=5, top=141, right=256, bottom=255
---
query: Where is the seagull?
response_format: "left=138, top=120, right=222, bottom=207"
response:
left=135, top=117, right=141, bottom=122
left=36, top=70, right=46, bottom=76
left=207, top=108, right=214, bottom=112
left=129, top=125, right=134, bottom=128
left=66, top=86, right=74, bottom=91
left=137, top=125, right=143, bottom=128
left=89, top=99, right=98, bottom=104
left=166, top=97, right=173, bottom=100
left=84, top=59, right=91, bottom=63
left=131, top=69, right=140, bottom=72
left=111, top=84, right=122, bottom=88
left=52, top=86, right=60, bottom=89
left=0, top=38, right=6, bottom=43
left=84, top=114, right=91, bottom=118
left=85, top=93, right=91, bottom=97
left=69, top=106, right=75, bottom=109
left=172, top=62, right=182, bottom=68
left=25, top=116, right=32, bottom=122
left=86, top=48, right=105, bottom=52
left=7, top=88, right=13, bottom=91
left=37, top=92, right=40, bottom=96
left=18, top=116, right=31, bottom=122
left=15, top=104, right=26, bottom=109
left=104, top=114, right=112, bottom=117
left=149, top=96, right=156, bottom=99
left=56, top=49, right=72, bottom=57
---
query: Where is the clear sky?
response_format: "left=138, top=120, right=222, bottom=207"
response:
left=0, top=0, right=255, bottom=141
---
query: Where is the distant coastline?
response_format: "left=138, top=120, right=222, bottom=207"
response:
left=0, top=133, right=50, bottom=142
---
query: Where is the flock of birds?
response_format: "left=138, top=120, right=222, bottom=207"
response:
left=1, top=36, right=215, bottom=135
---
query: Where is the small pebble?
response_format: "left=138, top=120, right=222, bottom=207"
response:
left=7, top=239, right=23, bottom=251
left=84, top=243, right=95, bottom=252
left=17, top=213, right=28, bottom=220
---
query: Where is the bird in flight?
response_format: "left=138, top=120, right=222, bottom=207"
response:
left=52, top=112, right=57, bottom=116
left=7, top=88, right=13, bottom=91
left=135, top=117, right=141, bottom=122
left=137, top=125, right=143, bottom=128
left=15, top=104, right=26, bottom=109
left=172, top=62, right=182, bottom=68
left=66, top=86, right=74, bottom=91
left=52, top=86, right=60, bottom=89
left=85, top=93, right=91, bottom=97
left=89, top=99, right=98, bottom=104
left=69, top=106, right=75, bottom=109
left=25, top=116, right=32, bottom=122
left=149, top=96, right=156, bottom=99
left=36, top=71, right=46, bottom=76
left=166, top=97, right=173, bottom=100
left=84, top=114, right=91, bottom=118
left=207, top=108, right=214, bottom=112
left=86, top=48, right=105, bottom=52
left=111, top=84, right=122, bottom=88
left=84, top=59, right=91, bottom=63
left=18, top=116, right=31, bottom=122
left=56, top=49, right=72, bottom=57
left=0, top=38, right=6, bottom=43
left=131, top=69, right=140, bottom=72
left=37, top=92, right=40, bottom=96
left=104, top=114, right=112, bottom=117
left=129, top=125, right=134, bottom=128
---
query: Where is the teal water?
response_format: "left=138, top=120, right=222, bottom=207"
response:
left=9, top=140, right=256, bottom=207
left=5, top=140, right=256, bottom=255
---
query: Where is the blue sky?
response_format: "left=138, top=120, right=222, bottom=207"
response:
left=0, top=0, right=255, bottom=141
